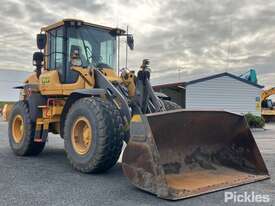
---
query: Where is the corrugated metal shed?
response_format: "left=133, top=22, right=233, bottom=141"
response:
left=154, top=72, right=264, bottom=116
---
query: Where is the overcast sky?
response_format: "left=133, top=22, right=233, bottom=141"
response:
left=0, top=0, right=275, bottom=86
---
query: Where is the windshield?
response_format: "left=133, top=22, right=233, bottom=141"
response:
left=67, top=25, right=117, bottom=68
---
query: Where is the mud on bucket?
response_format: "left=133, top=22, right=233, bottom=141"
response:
left=122, top=110, right=269, bottom=200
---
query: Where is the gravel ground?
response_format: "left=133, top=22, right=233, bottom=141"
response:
left=0, top=120, right=274, bottom=206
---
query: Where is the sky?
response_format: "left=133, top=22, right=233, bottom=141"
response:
left=0, top=0, right=275, bottom=87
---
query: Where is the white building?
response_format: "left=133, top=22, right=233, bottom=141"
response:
left=0, top=69, right=30, bottom=102
left=154, top=72, right=263, bottom=116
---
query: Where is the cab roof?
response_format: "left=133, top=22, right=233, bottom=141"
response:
left=41, top=18, right=126, bottom=34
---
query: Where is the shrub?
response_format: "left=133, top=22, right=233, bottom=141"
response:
left=245, top=113, right=265, bottom=128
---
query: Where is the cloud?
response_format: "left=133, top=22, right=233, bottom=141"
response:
left=0, top=0, right=274, bottom=87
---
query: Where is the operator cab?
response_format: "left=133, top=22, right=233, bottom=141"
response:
left=262, top=99, right=274, bottom=109
left=34, top=19, right=133, bottom=84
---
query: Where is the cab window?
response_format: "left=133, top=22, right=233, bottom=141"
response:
left=47, top=27, right=64, bottom=71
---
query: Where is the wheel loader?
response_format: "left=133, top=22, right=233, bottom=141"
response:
left=261, top=87, right=275, bottom=122
left=7, top=19, right=269, bottom=200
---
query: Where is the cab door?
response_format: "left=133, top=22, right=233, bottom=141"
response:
left=46, top=26, right=66, bottom=83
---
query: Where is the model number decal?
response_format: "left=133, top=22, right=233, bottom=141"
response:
left=42, top=77, right=50, bottom=84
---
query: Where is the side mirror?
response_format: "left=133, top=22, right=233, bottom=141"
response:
left=127, top=34, right=134, bottom=50
left=37, top=33, right=47, bottom=50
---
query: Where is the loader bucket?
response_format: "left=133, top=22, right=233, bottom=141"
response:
left=122, top=110, right=269, bottom=200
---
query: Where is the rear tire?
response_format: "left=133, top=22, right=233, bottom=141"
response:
left=162, top=100, right=182, bottom=111
left=8, top=101, right=45, bottom=156
left=64, top=97, right=123, bottom=173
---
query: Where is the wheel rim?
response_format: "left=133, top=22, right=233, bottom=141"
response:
left=71, top=117, right=93, bottom=155
left=12, top=115, right=24, bottom=143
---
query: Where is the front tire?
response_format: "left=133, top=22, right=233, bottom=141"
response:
left=64, top=97, right=123, bottom=173
left=8, top=101, right=45, bottom=156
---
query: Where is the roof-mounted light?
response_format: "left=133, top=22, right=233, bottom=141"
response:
left=67, top=20, right=83, bottom=27
left=109, top=28, right=126, bottom=36
left=77, top=21, right=82, bottom=26
left=70, top=21, right=75, bottom=26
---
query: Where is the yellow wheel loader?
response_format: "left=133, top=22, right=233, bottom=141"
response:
left=7, top=19, right=269, bottom=200
left=261, top=87, right=275, bottom=122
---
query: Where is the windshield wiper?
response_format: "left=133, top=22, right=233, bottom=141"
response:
left=84, top=45, right=101, bottom=67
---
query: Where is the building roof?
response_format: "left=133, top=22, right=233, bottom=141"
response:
left=185, top=72, right=264, bottom=88
left=153, top=81, right=185, bottom=90
left=153, top=72, right=264, bottom=90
